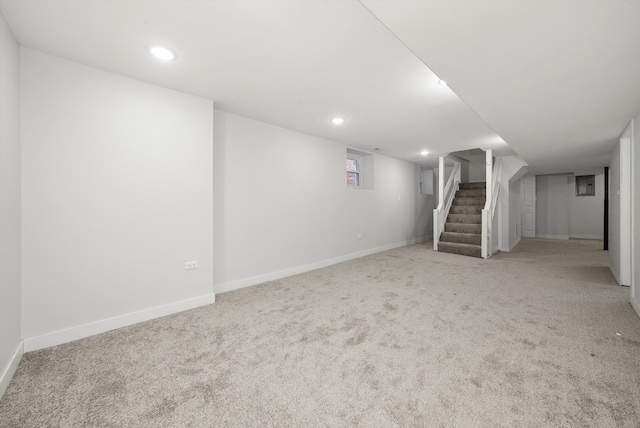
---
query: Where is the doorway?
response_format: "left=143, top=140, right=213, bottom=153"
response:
left=521, top=176, right=536, bottom=237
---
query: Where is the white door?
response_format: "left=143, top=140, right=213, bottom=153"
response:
left=521, top=176, right=536, bottom=237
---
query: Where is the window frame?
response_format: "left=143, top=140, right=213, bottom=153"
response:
left=346, top=155, right=361, bottom=188
left=346, top=148, right=374, bottom=190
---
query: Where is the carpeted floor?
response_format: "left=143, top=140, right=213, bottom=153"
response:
left=1, top=238, right=639, bottom=427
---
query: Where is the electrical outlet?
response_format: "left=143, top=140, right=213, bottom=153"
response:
left=185, top=261, right=198, bottom=270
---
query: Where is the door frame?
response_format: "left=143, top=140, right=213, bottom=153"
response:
left=521, top=175, right=536, bottom=238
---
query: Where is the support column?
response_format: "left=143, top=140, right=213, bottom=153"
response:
left=486, top=150, right=493, bottom=201
left=439, top=156, right=445, bottom=207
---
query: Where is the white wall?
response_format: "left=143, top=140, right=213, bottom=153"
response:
left=498, top=156, right=527, bottom=252
left=468, top=153, right=486, bottom=182
left=532, top=172, right=605, bottom=243
left=609, top=133, right=632, bottom=286
left=536, top=174, right=570, bottom=239
left=213, top=111, right=435, bottom=293
left=631, top=116, right=639, bottom=317
left=568, top=173, right=604, bottom=239
left=609, top=142, right=622, bottom=284
left=21, top=49, right=215, bottom=350
left=459, top=160, right=470, bottom=183
left=508, top=178, right=522, bottom=248
left=0, top=12, right=22, bottom=398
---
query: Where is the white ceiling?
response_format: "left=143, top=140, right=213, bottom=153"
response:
left=2, top=0, right=639, bottom=174
left=361, top=1, right=640, bottom=174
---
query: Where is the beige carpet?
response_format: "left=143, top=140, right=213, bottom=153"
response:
left=1, top=238, right=639, bottom=427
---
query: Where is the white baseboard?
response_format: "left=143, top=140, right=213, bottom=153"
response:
left=0, top=341, right=24, bottom=399
left=508, top=236, right=522, bottom=252
left=499, top=236, right=522, bottom=253
left=536, top=234, right=570, bottom=240
left=569, top=234, right=604, bottom=240
left=215, top=236, right=431, bottom=294
left=610, top=262, right=622, bottom=286
left=24, top=293, right=216, bottom=352
left=609, top=263, right=631, bottom=287
left=503, top=234, right=598, bottom=252
left=632, top=296, right=640, bottom=319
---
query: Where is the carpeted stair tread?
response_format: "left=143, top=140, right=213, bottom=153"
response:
left=440, top=231, right=482, bottom=245
left=437, top=241, right=481, bottom=258
left=446, top=213, right=482, bottom=224
left=445, top=223, right=482, bottom=234
left=458, top=181, right=486, bottom=190
left=437, top=181, right=486, bottom=258
left=450, top=205, right=483, bottom=215
left=455, top=189, right=486, bottom=198
left=452, top=197, right=486, bottom=207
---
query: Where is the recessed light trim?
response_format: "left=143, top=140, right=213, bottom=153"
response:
left=420, top=150, right=429, bottom=156
left=332, top=117, right=345, bottom=125
left=150, top=46, right=175, bottom=61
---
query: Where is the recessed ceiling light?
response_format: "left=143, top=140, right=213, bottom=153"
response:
left=332, top=117, right=345, bottom=125
left=438, top=79, right=447, bottom=87
left=149, top=46, right=175, bottom=61
left=420, top=150, right=429, bottom=156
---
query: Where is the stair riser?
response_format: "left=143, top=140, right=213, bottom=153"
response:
left=438, top=181, right=486, bottom=259
left=455, top=190, right=486, bottom=198
left=450, top=206, right=483, bottom=215
left=458, top=182, right=486, bottom=190
left=438, top=242, right=482, bottom=258
left=445, top=223, right=482, bottom=234
left=452, top=198, right=486, bottom=207
left=446, top=214, right=482, bottom=224
left=440, top=232, right=482, bottom=245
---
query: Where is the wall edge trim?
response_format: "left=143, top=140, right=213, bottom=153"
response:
left=0, top=341, right=24, bottom=399
left=215, top=236, right=431, bottom=295
left=631, top=296, right=640, bottom=320
left=569, top=234, right=604, bottom=240
left=500, top=235, right=522, bottom=253
left=610, top=262, right=622, bottom=286
left=536, top=234, right=570, bottom=240
left=23, top=293, right=215, bottom=352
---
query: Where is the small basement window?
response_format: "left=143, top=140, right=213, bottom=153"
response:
left=346, top=148, right=374, bottom=189
left=575, top=175, right=595, bottom=196
left=346, top=157, right=360, bottom=187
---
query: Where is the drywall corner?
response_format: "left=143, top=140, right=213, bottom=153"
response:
left=0, top=341, right=23, bottom=399
left=0, top=10, right=22, bottom=400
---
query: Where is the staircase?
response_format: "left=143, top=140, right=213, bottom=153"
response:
left=437, top=182, right=485, bottom=258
